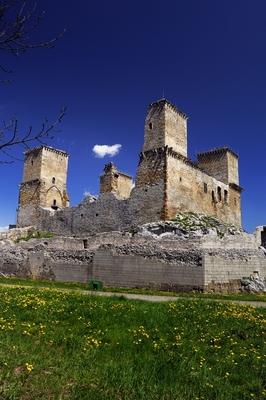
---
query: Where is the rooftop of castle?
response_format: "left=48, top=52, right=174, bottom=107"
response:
left=24, top=145, right=69, bottom=157
left=148, top=98, right=188, bottom=120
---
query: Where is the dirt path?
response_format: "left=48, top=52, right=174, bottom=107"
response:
left=0, top=282, right=265, bottom=308
left=87, top=290, right=266, bottom=308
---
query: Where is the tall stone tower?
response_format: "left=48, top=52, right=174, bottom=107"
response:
left=134, top=98, right=242, bottom=227
left=142, top=98, right=187, bottom=156
left=17, top=146, right=69, bottom=227
left=134, top=99, right=188, bottom=222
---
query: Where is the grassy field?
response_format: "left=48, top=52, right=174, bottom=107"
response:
left=0, top=276, right=266, bottom=302
left=0, top=286, right=265, bottom=399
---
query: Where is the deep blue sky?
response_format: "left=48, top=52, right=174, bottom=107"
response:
left=0, top=0, right=265, bottom=232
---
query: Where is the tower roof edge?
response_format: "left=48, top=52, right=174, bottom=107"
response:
left=148, top=98, right=188, bottom=120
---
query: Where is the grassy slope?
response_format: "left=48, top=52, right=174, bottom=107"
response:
left=0, top=286, right=265, bottom=399
left=0, top=276, right=265, bottom=302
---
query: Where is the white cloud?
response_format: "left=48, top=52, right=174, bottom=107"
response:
left=0, top=226, right=8, bottom=232
left=83, top=190, right=97, bottom=198
left=92, top=144, right=122, bottom=158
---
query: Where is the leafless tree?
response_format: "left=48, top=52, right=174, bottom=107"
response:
left=0, top=0, right=66, bottom=162
left=0, top=107, right=67, bottom=163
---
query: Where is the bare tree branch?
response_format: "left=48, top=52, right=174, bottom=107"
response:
left=0, top=1, right=65, bottom=58
left=0, top=106, right=67, bottom=162
left=0, top=1, right=67, bottom=163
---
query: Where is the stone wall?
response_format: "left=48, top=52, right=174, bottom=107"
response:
left=166, top=152, right=242, bottom=226
left=1, top=232, right=265, bottom=293
left=204, top=251, right=266, bottom=291
left=92, top=248, right=204, bottom=291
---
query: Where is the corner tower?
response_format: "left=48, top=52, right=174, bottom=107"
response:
left=142, top=98, right=188, bottom=156
left=17, top=146, right=69, bottom=227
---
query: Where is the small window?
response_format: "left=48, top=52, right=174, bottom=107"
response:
left=212, top=190, right=215, bottom=203
left=204, top=183, right=208, bottom=193
left=234, top=198, right=237, bottom=206
left=80, top=214, right=84, bottom=217
left=149, top=122, right=153, bottom=130
left=224, top=190, right=228, bottom=203
left=83, top=239, right=88, bottom=249
left=53, top=199, right=57, bottom=206
left=217, top=187, right=222, bottom=202
left=96, top=213, right=99, bottom=217
left=52, top=177, right=56, bottom=184
left=31, top=160, right=34, bottom=166
left=179, top=177, right=182, bottom=182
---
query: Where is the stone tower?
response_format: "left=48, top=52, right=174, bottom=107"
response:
left=142, top=98, right=187, bottom=156
left=134, top=98, right=242, bottom=226
left=100, top=162, right=133, bottom=199
left=17, top=146, right=69, bottom=227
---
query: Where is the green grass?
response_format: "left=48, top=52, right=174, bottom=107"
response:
left=0, top=286, right=265, bottom=399
left=0, top=276, right=265, bottom=302
left=15, top=231, right=54, bottom=243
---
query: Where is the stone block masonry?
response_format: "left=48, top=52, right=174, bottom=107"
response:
left=0, top=233, right=265, bottom=293
left=17, top=98, right=243, bottom=234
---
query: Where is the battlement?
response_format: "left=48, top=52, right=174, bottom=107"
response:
left=25, top=146, right=68, bottom=157
left=148, top=98, right=188, bottom=120
left=197, top=147, right=238, bottom=160
left=197, top=147, right=239, bottom=186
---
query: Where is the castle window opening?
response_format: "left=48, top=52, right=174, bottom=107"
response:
left=234, top=198, right=237, bottom=206
left=217, top=186, right=222, bottom=202
left=31, top=160, right=33, bottom=165
left=149, top=122, right=153, bottom=130
left=96, top=213, right=99, bottom=217
left=212, top=190, right=215, bottom=202
left=204, top=183, right=208, bottom=193
left=53, top=199, right=57, bottom=206
left=261, top=228, right=266, bottom=247
left=224, top=190, right=228, bottom=203
left=80, top=214, right=84, bottom=217
left=179, top=177, right=182, bottom=182
left=83, top=239, right=88, bottom=249
left=52, top=177, right=56, bottom=184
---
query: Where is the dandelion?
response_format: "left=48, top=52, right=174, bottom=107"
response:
left=25, top=363, right=34, bottom=373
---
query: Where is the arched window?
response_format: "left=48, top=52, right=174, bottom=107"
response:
left=52, top=177, right=56, bottom=184
left=53, top=199, right=57, bottom=206
left=149, top=122, right=153, bottom=130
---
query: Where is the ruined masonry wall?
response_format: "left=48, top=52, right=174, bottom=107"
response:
left=204, top=252, right=266, bottom=290
left=92, top=249, right=204, bottom=291
left=166, top=155, right=241, bottom=226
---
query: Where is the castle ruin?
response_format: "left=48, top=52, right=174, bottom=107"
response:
left=17, top=98, right=242, bottom=234
left=1, top=98, right=265, bottom=292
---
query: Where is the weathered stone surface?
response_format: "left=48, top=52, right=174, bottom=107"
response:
left=16, top=98, right=243, bottom=235
left=0, top=230, right=265, bottom=293
left=17, top=146, right=69, bottom=227
left=241, top=275, right=266, bottom=293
